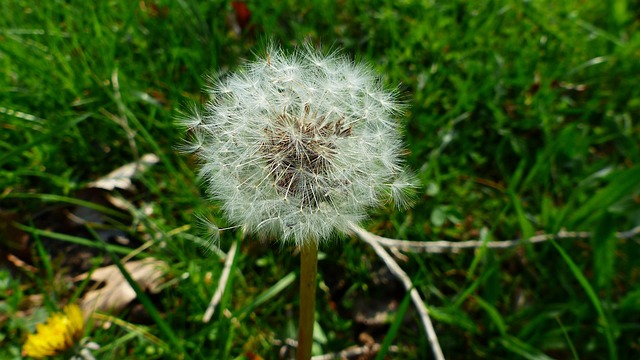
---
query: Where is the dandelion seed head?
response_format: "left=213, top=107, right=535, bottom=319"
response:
left=179, top=43, right=414, bottom=245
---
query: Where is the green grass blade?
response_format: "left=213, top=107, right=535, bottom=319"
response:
left=453, top=265, right=498, bottom=309
left=375, top=291, right=412, bottom=360
left=235, top=271, right=296, bottom=320
left=475, top=296, right=506, bottom=336
left=568, top=165, right=640, bottom=227
left=499, top=335, right=555, bottom=360
left=508, top=189, right=535, bottom=241
left=30, top=231, right=57, bottom=310
left=551, top=239, right=617, bottom=360
left=0, top=113, right=91, bottom=167
left=14, top=224, right=134, bottom=255
left=555, top=316, right=579, bottom=360
left=465, top=227, right=491, bottom=281
left=4, top=193, right=127, bottom=219
left=592, top=213, right=616, bottom=291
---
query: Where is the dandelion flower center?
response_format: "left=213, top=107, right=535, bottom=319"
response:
left=262, top=105, right=352, bottom=207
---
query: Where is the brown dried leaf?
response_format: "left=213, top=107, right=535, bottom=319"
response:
left=87, top=153, right=159, bottom=191
left=76, top=257, right=167, bottom=315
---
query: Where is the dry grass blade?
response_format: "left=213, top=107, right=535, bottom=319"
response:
left=203, top=240, right=238, bottom=323
left=365, top=226, right=640, bottom=253
left=349, top=223, right=445, bottom=360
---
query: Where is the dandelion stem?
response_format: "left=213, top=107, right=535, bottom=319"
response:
left=298, top=242, right=318, bottom=360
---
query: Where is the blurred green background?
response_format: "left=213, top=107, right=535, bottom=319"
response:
left=1, top=0, right=639, bottom=359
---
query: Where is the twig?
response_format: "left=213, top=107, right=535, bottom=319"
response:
left=618, top=226, right=640, bottom=239
left=350, top=223, right=445, bottom=360
left=360, top=226, right=640, bottom=253
left=203, top=240, right=238, bottom=323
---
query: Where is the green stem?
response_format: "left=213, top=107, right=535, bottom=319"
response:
left=297, top=243, right=318, bottom=360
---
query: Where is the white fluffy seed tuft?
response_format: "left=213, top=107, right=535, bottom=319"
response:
left=179, top=43, right=414, bottom=245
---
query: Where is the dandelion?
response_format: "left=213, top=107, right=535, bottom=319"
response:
left=179, top=43, right=414, bottom=360
left=179, top=43, right=413, bottom=246
left=22, top=304, right=86, bottom=358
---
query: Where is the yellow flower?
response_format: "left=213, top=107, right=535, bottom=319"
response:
left=23, top=304, right=85, bottom=359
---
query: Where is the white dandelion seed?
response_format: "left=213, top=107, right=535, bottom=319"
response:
left=179, top=43, right=415, bottom=246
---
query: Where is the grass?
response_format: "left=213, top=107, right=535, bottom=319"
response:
left=1, top=0, right=639, bottom=359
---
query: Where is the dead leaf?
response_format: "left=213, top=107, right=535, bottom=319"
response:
left=88, top=153, right=159, bottom=191
left=75, top=257, right=167, bottom=315
left=353, top=297, right=398, bottom=326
